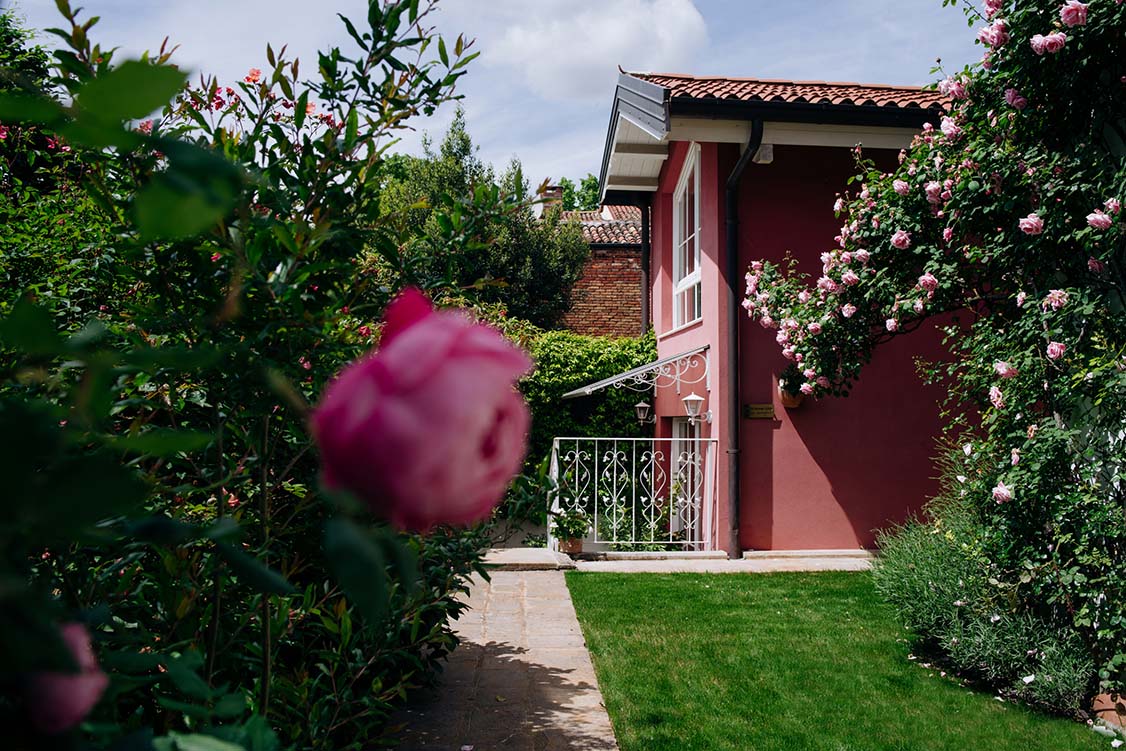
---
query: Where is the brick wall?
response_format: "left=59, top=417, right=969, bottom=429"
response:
left=561, top=246, right=644, bottom=337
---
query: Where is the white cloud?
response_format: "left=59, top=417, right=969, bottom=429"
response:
left=483, top=0, right=707, bottom=102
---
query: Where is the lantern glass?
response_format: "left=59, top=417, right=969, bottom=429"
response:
left=634, top=401, right=652, bottom=423
left=681, top=392, right=705, bottom=419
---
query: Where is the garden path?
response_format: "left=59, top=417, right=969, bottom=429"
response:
left=393, top=571, right=619, bottom=750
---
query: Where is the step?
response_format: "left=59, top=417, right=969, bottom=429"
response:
left=594, top=550, right=729, bottom=561
left=484, top=547, right=576, bottom=570
left=742, top=548, right=873, bottom=560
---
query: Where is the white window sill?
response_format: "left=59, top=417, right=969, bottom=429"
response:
left=657, top=319, right=704, bottom=341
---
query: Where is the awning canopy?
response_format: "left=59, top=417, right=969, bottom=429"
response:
left=561, top=345, right=709, bottom=399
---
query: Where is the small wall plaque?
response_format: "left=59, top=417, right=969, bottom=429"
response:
left=743, top=403, right=776, bottom=420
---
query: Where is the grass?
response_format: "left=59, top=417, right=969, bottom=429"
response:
left=566, top=572, right=1106, bottom=751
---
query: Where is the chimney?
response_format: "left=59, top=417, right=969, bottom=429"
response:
left=542, top=184, right=564, bottom=210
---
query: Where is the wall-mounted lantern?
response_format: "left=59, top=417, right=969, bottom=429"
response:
left=681, top=392, right=711, bottom=425
left=634, top=400, right=656, bottom=425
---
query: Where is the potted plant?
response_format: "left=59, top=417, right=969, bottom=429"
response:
left=551, top=509, right=590, bottom=555
left=778, top=363, right=805, bottom=409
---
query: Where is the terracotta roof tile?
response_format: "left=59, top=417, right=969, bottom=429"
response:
left=631, top=72, right=948, bottom=111
left=562, top=206, right=642, bottom=246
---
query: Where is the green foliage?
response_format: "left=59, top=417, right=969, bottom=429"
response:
left=0, top=3, right=516, bottom=749
left=378, top=110, right=591, bottom=326
left=558, top=173, right=600, bottom=211
left=550, top=508, right=591, bottom=540
left=521, top=329, right=657, bottom=469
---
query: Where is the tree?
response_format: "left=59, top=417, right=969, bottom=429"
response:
left=559, top=172, right=600, bottom=211
left=744, top=0, right=1125, bottom=712
left=380, top=112, right=590, bottom=327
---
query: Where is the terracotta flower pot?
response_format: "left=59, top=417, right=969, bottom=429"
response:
left=779, top=388, right=804, bottom=409
left=1093, top=692, right=1125, bottom=730
left=557, top=537, right=583, bottom=555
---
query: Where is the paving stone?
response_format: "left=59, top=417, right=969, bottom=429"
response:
left=393, top=571, right=619, bottom=750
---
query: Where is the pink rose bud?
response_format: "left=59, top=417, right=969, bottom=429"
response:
left=841, top=304, right=858, bottom=318
left=312, top=288, right=532, bottom=530
left=1060, top=0, right=1087, bottom=27
left=1016, top=291, right=1027, bottom=307
left=1046, top=341, right=1067, bottom=360
left=918, top=272, right=939, bottom=292
left=751, top=260, right=764, bottom=272
left=807, top=322, right=822, bottom=335
left=1087, top=209, right=1112, bottom=229
left=891, top=230, right=912, bottom=249
left=27, top=623, right=109, bottom=734
left=893, top=180, right=910, bottom=195
left=942, top=227, right=954, bottom=242
left=833, top=197, right=844, bottom=212
left=984, top=0, right=1003, bottom=17
left=799, top=383, right=815, bottom=395
left=994, top=361, right=1018, bottom=379
left=992, top=481, right=1013, bottom=504
left=886, top=318, right=899, bottom=332
left=1105, top=198, right=1121, bottom=215
left=1019, top=213, right=1044, bottom=235
left=1088, top=257, right=1106, bottom=273
left=1011, top=448, right=1021, bottom=466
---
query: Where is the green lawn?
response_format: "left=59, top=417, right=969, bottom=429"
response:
left=566, top=572, right=1106, bottom=751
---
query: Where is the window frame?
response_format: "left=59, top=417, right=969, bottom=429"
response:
left=671, top=143, right=703, bottom=328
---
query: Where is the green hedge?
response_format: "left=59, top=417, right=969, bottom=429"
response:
left=521, top=330, right=657, bottom=469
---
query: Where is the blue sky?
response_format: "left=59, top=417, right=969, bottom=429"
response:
left=7, top=0, right=982, bottom=187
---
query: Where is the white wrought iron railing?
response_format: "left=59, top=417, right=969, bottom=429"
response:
left=548, top=436, right=719, bottom=551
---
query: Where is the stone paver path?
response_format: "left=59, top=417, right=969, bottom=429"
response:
left=394, top=571, right=618, bottom=751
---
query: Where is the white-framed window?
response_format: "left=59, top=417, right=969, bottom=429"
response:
left=672, top=143, right=702, bottom=328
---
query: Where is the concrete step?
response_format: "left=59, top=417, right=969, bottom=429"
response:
left=742, top=549, right=873, bottom=560
left=595, top=550, right=729, bottom=561
left=484, top=547, right=576, bottom=570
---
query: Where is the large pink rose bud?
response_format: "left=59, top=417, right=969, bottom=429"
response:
left=27, top=623, right=109, bottom=734
left=312, top=288, right=532, bottom=530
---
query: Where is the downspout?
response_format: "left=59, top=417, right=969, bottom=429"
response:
left=723, top=119, right=764, bottom=557
left=640, top=198, right=652, bottom=334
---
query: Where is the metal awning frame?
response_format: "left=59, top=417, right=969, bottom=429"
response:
left=561, top=345, right=709, bottom=399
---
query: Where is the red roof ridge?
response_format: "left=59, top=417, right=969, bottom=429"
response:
left=629, top=71, right=929, bottom=93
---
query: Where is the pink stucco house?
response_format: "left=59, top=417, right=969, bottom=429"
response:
left=554, top=72, right=950, bottom=556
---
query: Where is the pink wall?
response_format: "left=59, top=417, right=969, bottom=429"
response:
left=649, top=139, right=946, bottom=553
left=734, top=144, right=946, bottom=550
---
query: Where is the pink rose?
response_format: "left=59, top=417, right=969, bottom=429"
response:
left=854, top=249, right=870, bottom=264
left=245, top=67, right=263, bottom=84
left=891, top=230, right=912, bottom=249
left=989, top=385, right=1005, bottom=409
left=1042, top=289, right=1068, bottom=310
left=833, top=197, right=845, bottom=212
left=1019, top=213, right=1044, bottom=235
left=803, top=368, right=817, bottom=379
left=1088, top=257, right=1106, bottom=273
left=918, top=272, right=939, bottom=292
left=27, top=623, right=109, bottom=734
left=1004, top=88, right=1028, bottom=110
left=992, top=481, right=1013, bottom=504
left=751, top=260, right=764, bottom=272
left=994, top=361, right=1019, bottom=379
left=799, top=383, right=815, bottom=395
left=925, top=181, right=942, bottom=204
left=978, top=19, right=1009, bottom=47
left=312, top=288, right=532, bottom=530
left=1060, top=0, right=1087, bottom=27
left=938, top=76, right=967, bottom=99
left=886, top=318, right=899, bottom=332
left=893, top=179, right=910, bottom=195
left=940, top=116, right=961, bottom=139
left=816, top=376, right=830, bottom=389
left=1106, top=198, right=1121, bottom=215
left=1034, top=31, right=1067, bottom=54
left=1046, top=341, right=1067, bottom=360
left=817, top=276, right=839, bottom=293
left=807, top=322, right=822, bottom=335
left=841, top=304, right=858, bottom=318
left=841, top=270, right=860, bottom=286
left=798, top=290, right=811, bottom=303
left=1087, top=209, right=1113, bottom=229
left=984, top=0, right=1003, bottom=18
left=942, top=227, right=954, bottom=242
left=1016, top=291, right=1028, bottom=307
left=1011, top=448, right=1021, bottom=466
left=0, top=124, right=8, bottom=140
left=760, top=316, right=775, bottom=329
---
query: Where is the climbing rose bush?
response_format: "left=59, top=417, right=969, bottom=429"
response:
left=744, top=0, right=1125, bottom=710
left=312, top=288, right=532, bottom=531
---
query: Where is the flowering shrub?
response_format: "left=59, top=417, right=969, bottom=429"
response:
left=0, top=2, right=536, bottom=748
left=746, top=0, right=1125, bottom=713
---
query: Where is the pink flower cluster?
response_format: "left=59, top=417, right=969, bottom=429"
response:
left=977, top=19, right=1010, bottom=47
left=1087, top=209, right=1113, bottom=229
left=1030, top=31, right=1067, bottom=55
left=1019, top=213, right=1043, bottom=235
left=1042, top=289, right=1068, bottom=311
left=1004, top=88, right=1028, bottom=110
